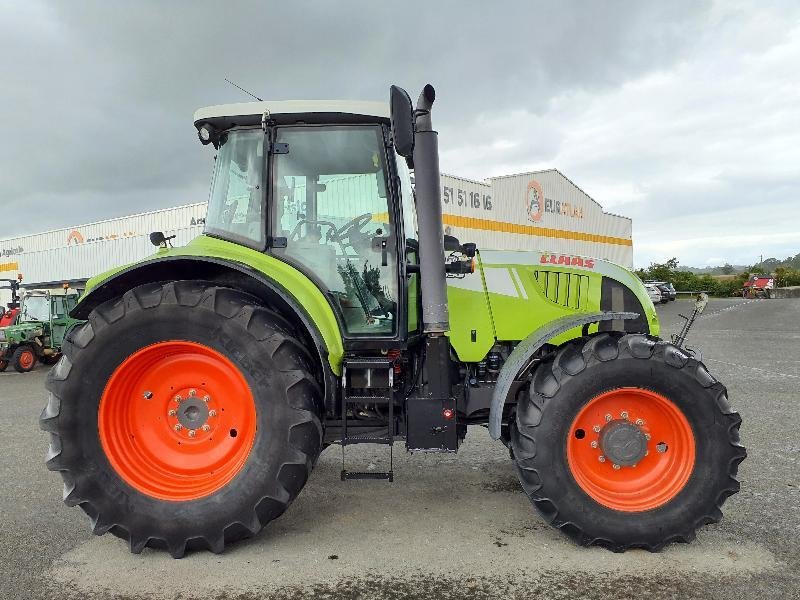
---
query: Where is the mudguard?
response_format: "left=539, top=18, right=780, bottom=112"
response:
left=488, top=311, right=639, bottom=440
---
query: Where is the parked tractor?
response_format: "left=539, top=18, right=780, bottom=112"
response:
left=41, top=85, right=745, bottom=558
left=1, top=288, right=80, bottom=372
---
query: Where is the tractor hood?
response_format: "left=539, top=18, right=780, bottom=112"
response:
left=445, top=250, right=659, bottom=362
left=1, top=321, right=44, bottom=344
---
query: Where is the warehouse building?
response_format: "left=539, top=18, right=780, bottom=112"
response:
left=440, top=169, right=632, bottom=267
left=0, top=169, right=632, bottom=305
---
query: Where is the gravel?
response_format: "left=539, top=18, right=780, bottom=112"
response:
left=1, top=298, right=798, bottom=599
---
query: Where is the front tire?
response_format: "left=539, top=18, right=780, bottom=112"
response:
left=41, top=282, right=323, bottom=558
left=12, top=345, right=37, bottom=372
left=511, top=332, right=746, bottom=551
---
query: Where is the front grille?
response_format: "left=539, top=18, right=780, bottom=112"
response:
left=532, top=270, right=589, bottom=310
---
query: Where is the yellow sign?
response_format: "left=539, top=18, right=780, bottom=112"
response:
left=0, top=261, right=19, bottom=272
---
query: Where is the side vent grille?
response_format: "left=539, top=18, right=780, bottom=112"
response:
left=533, top=271, right=589, bottom=310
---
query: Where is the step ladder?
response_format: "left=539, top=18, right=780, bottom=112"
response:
left=340, top=357, right=395, bottom=482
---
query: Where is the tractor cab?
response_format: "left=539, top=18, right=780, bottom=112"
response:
left=195, top=101, right=419, bottom=340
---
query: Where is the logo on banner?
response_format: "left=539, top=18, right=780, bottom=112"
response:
left=526, top=180, right=545, bottom=222
left=67, top=230, right=85, bottom=245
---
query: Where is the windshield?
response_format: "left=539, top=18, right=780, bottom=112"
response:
left=21, top=295, right=49, bottom=321
left=205, top=129, right=265, bottom=247
left=271, top=125, right=398, bottom=335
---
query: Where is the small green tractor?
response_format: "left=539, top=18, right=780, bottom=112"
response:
left=42, top=85, right=745, bottom=558
left=1, top=288, right=81, bottom=372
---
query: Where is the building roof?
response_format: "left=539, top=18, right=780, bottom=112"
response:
left=194, top=100, right=390, bottom=126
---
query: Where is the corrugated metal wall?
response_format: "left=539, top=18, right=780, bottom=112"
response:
left=0, top=204, right=206, bottom=304
left=440, top=170, right=632, bottom=268
left=0, top=169, right=633, bottom=305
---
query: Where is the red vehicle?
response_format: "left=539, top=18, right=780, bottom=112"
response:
left=0, top=306, right=19, bottom=327
left=0, top=275, right=23, bottom=370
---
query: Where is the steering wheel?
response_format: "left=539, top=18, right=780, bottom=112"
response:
left=288, top=219, right=338, bottom=241
left=331, top=213, right=374, bottom=247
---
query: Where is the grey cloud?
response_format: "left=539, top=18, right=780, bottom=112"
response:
left=3, top=0, right=796, bottom=269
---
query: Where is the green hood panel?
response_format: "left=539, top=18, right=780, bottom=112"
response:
left=79, top=235, right=345, bottom=374
left=447, top=250, right=660, bottom=362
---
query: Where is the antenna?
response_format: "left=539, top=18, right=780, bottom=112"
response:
left=224, top=78, right=263, bottom=101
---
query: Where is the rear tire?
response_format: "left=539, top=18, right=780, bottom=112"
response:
left=12, top=345, right=37, bottom=372
left=41, top=281, right=324, bottom=558
left=511, top=332, right=746, bottom=551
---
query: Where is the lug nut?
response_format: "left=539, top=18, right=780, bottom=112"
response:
left=188, top=429, right=196, bottom=438
left=635, top=419, right=644, bottom=426
left=593, top=425, right=601, bottom=433
left=208, top=410, right=217, bottom=417
left=645, top=433, right=651, bottom=441
left=590, top=441, right=598, bottom=448
left=203, top=395, right=210, bottom=403
left=605, top=414, right=612, bottom=422
left=202, top=424, right=211, bottom=432
left=612, top=464, right=621, bottom=470
left=620, top=411, right=629, bottom=420
left=598, top=455, right=606, bottom=463
left=142, top=391, right=153, bottom=400
left=174, top=395, right=183, bottom=403
left=174, top=424, right=182, bottom=431
left=168, top=409, right=176, bottom=417
left=189, top=389, right=196, bottom=397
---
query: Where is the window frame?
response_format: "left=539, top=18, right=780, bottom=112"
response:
left=203, top=126, right=269, bottom=252
left=267, top=122, right=414, bottom=346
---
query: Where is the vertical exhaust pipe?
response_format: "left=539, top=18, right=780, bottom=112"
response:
left=412, top=84, right=449, bottom=334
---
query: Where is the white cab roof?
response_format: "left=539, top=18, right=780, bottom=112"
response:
left=194, top=100, right=389, bottom=123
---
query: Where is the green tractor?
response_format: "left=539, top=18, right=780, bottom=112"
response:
left=41, top=85, right=745, bottom=558
left=1, top=288, right=81, bottom=372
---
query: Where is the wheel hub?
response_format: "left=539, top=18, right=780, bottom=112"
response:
left=176, top=397, right=210, bottom=430
left=600, top=420, right=648, bottom=466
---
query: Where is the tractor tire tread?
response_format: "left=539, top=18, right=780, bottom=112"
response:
left=511, top=332, right=746, bottom=552
left=41, top=281, right=323, bottom=558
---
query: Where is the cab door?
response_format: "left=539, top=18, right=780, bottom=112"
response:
left=270, top=124, right=403, bottom=339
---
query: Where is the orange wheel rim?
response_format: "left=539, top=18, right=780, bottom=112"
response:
left=566, top=387, right=695, bottom=512
left=19, top=350, right=34, bottom=369
left=98, top=341, right=257, bottom=501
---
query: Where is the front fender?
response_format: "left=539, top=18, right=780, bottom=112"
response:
left=488, top=311, right=639, bottom=440
left=72, top=244, right=345, bottom=377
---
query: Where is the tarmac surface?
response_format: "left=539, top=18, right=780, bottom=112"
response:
left=1, top=298, right=798, bottom=599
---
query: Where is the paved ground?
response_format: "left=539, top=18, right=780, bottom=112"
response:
left=1, top=298, right=798, bottom=599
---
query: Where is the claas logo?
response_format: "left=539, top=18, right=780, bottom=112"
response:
left=540, top=254, right=595, bottom=268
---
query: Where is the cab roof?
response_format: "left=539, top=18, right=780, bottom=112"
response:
left=194, top=100, right=390, bottom=130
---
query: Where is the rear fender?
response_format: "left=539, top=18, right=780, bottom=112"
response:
left=72, top=255, right=342, bottom=410
left=488, top=311, right=639, bottom=440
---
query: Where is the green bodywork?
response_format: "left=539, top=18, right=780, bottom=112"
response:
left=446, top=250, right=659, bottom=362
left=79, top=235, right=346, bottom=374
left=79, top=235, right=659, bottom=374
left=0, top=291, right=81, bottom=361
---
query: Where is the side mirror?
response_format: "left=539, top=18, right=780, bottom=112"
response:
left=443, top=234, right=461, bottom=252
left=389, top=85, right=415, bottom=158
left=149, top=231, right=167, bottom=247
left=149, top=231, right=176, bottom=248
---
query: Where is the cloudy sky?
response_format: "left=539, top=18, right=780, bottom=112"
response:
left=1, top=0, right=798, bottom=267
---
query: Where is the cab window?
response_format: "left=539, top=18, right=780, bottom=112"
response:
left=271, top=126, right=397, bottom=335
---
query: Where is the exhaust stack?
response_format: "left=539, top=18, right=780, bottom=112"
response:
left=412, top=84, right=449, bottom=334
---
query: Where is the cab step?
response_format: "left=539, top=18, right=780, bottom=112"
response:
left=339, top=356, right=397, bottom=482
